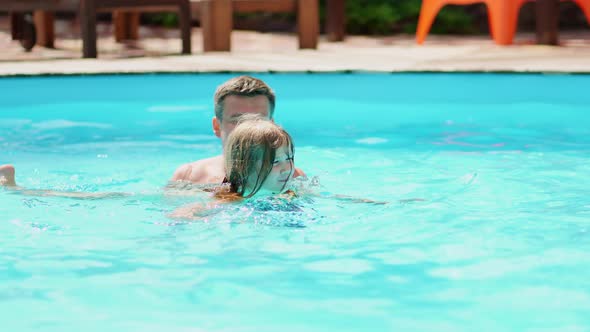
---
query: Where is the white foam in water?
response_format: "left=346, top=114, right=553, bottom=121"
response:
left=356, top=137, right=388, bottom=145
left=31, top=119, right=112, bottom=130
left=0, top=119, right=33, bottom=128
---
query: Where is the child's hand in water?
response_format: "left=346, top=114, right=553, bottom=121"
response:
left=168, top=197, right=236, bottom=221
left=168, top=203, right=203, bottom=220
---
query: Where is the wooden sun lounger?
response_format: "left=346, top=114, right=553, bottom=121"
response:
left=117, top=0, right=322, bottom=52
left=2, top=0, right=191, bottom=58
left=230, top=0, right=319, bottom=49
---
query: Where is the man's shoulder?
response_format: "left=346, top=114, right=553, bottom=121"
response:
left=171, top=156, right=224, bottom=183
left=187, top=155, right=223, bottom=168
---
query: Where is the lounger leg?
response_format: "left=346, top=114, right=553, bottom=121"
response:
left=11, top=13, right=24, bottom=40
left=179, top=0, right=192, bottom=54
left=114, top=11, right=140, bottom=42
left=33, top=11, right=55, bottom=48
left=326, top=0, right=346, bottom=42
left=81, top=0, right=98, bottom=58
left=536, top=0, right=559, bottom=45
left=114, top=11, right=124, bottom=42
left=18, top=13, right=37, bottom=51
left=201, top=0, right=232, bottom=52
left=128, top=12, right=140, bottom=40
left=298, top=0, right=319, bottom=49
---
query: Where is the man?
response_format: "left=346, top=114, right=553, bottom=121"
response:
left=170, top=75, right=304, bottom=184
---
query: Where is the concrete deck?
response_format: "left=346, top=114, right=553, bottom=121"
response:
left=1, top=16, right=590, bottom=76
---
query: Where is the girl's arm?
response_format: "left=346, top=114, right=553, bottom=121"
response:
left=291, top=177, right=423, bottom=205
left=168, top=194, right=240, bottom=221
left=168, top=202, right=207, bottom=220
left=5, top=187, right=132, bottom=200
left=327, top=193, right=389, bottom=205
left=316, top=193, right=424, bottom=205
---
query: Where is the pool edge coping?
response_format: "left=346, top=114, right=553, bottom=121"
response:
left=2, top=69, right=590, bottom=78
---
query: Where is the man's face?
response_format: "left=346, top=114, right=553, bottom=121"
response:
left=213, top=95, right=271, bottom=143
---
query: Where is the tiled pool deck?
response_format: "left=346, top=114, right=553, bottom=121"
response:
left=1, top=17, right=590, bottom=75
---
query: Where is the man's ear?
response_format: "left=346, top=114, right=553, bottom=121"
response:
left=212, top=116, right=221, bottom=138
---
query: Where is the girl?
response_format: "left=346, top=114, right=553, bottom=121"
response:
left=171, top=115, right=395, bottom=221
left=221, top=114, right=295, bottom=198
left=170, top=115, right=298, bottom=219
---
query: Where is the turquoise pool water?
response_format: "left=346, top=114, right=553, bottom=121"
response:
left=1, top=73, right=589, bottom=331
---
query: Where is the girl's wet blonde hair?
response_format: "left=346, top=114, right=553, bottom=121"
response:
left=222, top=114, right=294, bottom=198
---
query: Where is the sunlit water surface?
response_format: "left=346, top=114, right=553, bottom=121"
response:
left=1, top=74, right=589, bottom=331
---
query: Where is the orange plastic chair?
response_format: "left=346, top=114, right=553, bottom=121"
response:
left=417, top=0, right=590, bottom=45
left=416, top=0, right=529, bottom=45
left=571, top=0, right=590, bottom=25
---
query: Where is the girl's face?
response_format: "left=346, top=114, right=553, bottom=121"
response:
left=255, top=144, right=294, bottom=195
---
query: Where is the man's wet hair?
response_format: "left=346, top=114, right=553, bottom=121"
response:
left=214, top=76, right=276, bottom=121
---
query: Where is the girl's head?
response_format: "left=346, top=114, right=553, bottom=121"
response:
left=223, top=115, right=294, bottom=198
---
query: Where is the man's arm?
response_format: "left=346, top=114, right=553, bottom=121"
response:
left=170, top=161, right=210, bottom=184
left=10, top=189, right=131, bottom=199
left=171, top=163, right=194, bottom=182
left=170, top=156, right=225, bottom=185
